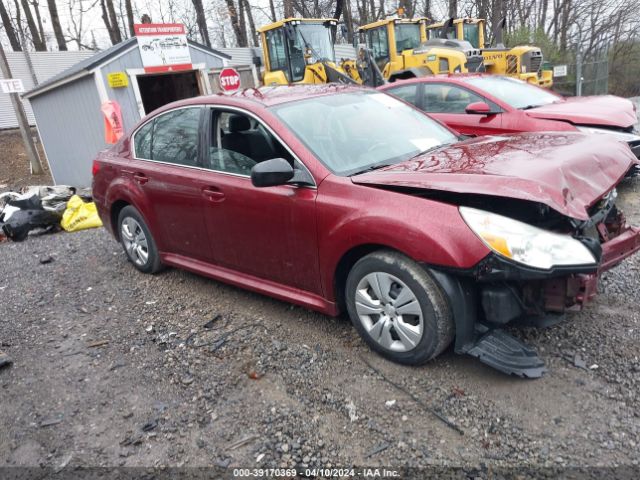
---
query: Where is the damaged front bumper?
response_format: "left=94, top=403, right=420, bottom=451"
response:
left=428, top=217, right=640, bottom=378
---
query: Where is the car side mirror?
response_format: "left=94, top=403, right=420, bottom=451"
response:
left=465, top=101, right=493, bottom=115
left=251, top=158, right=294, bottom=187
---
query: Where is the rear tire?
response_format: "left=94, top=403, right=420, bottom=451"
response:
left=117, top=206, right=162, bottom=274
left=345, top=250, right=454, bottom=365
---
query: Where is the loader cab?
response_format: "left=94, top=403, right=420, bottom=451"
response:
left=259, top=19, right=338, bottom=85
left=360, top=19, right=428, bottom=72
left=426, top=18, right=485, bottom=48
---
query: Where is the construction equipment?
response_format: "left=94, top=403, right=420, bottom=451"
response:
left=258, top=18, right=354, bottom=85
left=427, top=17, right=553, bottom=88
left=345, top=17, right=484, bottom=83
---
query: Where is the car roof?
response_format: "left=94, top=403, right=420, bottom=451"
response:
left=378, top=73, right=493, bottom=89
left=173, top=84, right=373, bottom=109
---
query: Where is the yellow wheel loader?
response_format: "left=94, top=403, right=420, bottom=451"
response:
left=345, top=17, right=484, bottom=84
left=258, top=18, right=355, bottom=85
left=427, top=17, right=553, bottom=88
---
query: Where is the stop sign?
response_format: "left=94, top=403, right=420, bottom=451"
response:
left=219, top=68, right=241, bottom=93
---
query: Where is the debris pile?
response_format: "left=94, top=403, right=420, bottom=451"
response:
left=0, top=185, right=98, bottom=242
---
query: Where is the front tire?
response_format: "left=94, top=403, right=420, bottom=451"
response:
left=117, top=206, right=162, bottom=274
left=345, top=250, right=454, bottom=365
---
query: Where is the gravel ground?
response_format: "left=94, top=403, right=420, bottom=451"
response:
left=1, top=176, right=639, bottom=477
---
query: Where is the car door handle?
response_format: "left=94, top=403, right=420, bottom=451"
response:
left=122, top=170, right=149, bottom=185
left=202, top=186, right=225, bottom=202
left=133, top=173, right=149, bottom=185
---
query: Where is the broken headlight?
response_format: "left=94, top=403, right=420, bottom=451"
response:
left=459, top=207, right=597, bottom=270
left=575, top=126, right=640, bottom=143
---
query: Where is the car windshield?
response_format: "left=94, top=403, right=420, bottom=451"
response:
left=464, top=76, right=560, bottom=109
left=272, top=91, right=458, bottom=176
left=294, top=24, right=335, bottom=62
left=395, top=24, right=422, bottom=53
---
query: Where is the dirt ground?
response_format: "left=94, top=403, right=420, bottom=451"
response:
left=1, top=129, right=640, bottom=478
left=0, top=129, right=52, bottom=192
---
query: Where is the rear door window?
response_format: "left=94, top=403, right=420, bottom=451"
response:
left=422, top=84, right=485, bottom=113
left=134, top=121, right=153, bottom=159
left=385, top=84, right=421, bottom=109
left=151, top=107, right=202, bottom=167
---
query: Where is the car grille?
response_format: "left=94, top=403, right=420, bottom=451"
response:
left=529, top=55, right=542, bottom=73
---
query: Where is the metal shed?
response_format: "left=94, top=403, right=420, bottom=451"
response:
left=23, top=38, right=231, bottom=187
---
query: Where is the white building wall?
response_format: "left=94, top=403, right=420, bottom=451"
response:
left=0, top=51, right=94, bottom=129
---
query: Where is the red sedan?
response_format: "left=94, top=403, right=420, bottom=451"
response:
left=92, top=85, right=640, bottom=378
left=379, top=74, right=640, bottom=168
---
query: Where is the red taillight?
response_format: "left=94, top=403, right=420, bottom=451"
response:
left=92, top=160, right=100, bottom=176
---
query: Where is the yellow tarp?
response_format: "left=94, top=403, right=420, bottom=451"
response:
left=61, top=195, right=103, bottom=232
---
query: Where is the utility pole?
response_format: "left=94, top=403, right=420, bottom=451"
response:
left=0, top=42, right=43, bottom=175
left=20, top=31, right=39, bottom=86
left=575, top=27, right=583, bottom=97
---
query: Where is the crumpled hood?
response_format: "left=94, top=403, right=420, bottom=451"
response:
left=351, top=132, right=638, bottom=221
left=525, top=96, right=638, bottom=129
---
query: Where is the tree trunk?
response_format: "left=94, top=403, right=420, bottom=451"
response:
left=242, top=0, right=258, bottom=47
left=225, top=0, right=246, bottom=47
left=399, top=0, right=412, bottom=17
left=125, top=0, right=134, bottom=37
left=106, top=0, right=121, bottom=43
left=283, top=0, right=293, bottom=18
left=268, top=0, right=276, bottom=21
left=31, top=0, right=44, bottom=44
left=47, top=0, right=67, bottom=50
left=343, top=0, right=353, bottom=43
left=100, top=0, right=122, bottom=45
left=20, top=0, right=46, bottom=50
left=448, top=0, right=456, bottom=18
left=422, top=0, right=431, bottom=19
left=191, top=0, right=210, bottom=46
left=0, top=0, right=21, bottom=50
left=490, top=0, right=503, bottom=45
left=238, top=0, right=247, bottom=47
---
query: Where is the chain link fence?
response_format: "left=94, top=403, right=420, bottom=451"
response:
left=550, top=55, right=609, bottom=97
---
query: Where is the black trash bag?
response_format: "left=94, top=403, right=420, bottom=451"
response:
left=6, top=194, right=43, bottom=211
left=1, top=209, right=62, bottom=241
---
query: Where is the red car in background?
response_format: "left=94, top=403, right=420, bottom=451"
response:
left=379, top=75, right=640, bottom=172
left=92, top=85, right=640, bottom=378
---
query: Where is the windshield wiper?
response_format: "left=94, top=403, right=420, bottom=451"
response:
left=520, top=104, right=541, bottom=110
left=349, top=163, right=395, bottom=176
left=349, top=145, right=448, bottom=176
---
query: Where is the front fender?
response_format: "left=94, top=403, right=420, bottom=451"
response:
left=317, top=178, right=491, bottom=301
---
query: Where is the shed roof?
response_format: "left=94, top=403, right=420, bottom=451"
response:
left=24, top=37, right=231, bottom=99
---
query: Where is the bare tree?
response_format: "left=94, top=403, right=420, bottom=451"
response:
left=30, top=0, right=44, bottom=43
left=125, top=0, right=134, bottom=37
left=191, top=0, right=211, bottom=46
left=100, top=0, right=122, bottom=44
left=0, top=0, right=21, bottom=50
left=283, top=0, right=293, bottom=17
left=225, top=0, right=247, bottom=46
left=66, top=0, right=99, bottom=49
left=448, top=0, right=457, bottom=18
left=47, top=0, right=67, bottom=50
left=242, top=0, right=258, bottom=47
left=19, top=0, right=46, bottom=50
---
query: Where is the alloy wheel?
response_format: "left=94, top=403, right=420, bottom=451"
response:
left=354, top=272, right=424, bottom=352
left=121, top=217, right=149, bottom=266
